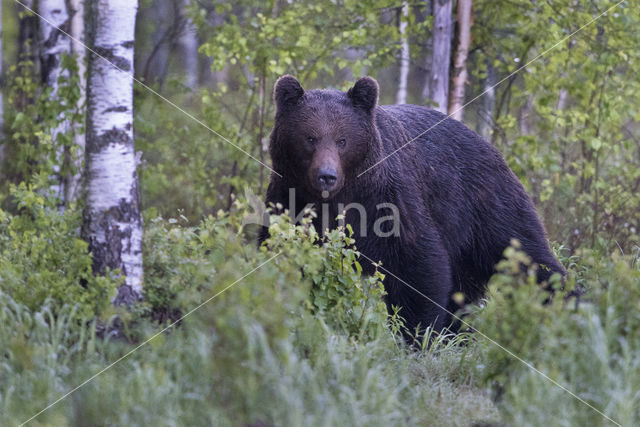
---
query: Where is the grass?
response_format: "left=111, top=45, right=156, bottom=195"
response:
left=0, top=209, right=638, bottom=426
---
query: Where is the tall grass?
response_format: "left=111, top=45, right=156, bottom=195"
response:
left=0, top=204, right=638, bottom=426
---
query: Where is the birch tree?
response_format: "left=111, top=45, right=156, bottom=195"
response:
left=38, top=0, right=71, bottom=203
left=395, top=2, right=410, bottom=105
left=179, top=0, right=199, bottom=90
left=426, top=0, right=452, bottom=113
left=83, top=0, right=143, bottom=305
left=477, top=59, right=495, bottom=141
left=420, top=0, right=433, bottom=103
left=66, top=0, right=86, bottom=203
left=448, top=0, right=472, bottom=120
left=0, top=3, right=4, bottom=168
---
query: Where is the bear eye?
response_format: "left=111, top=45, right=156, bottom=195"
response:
left=337, top=138, right=346, bottom=148
left=306, top=136, right=317, bottom=145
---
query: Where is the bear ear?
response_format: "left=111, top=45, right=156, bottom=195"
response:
left=347, top=76, right=379, bottom=113
left=274, top=75, right=304, bottom=111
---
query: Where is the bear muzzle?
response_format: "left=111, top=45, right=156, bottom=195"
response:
left=317, top=168, right=338, bottom=188
left=308, top=165, right=343, bottom=198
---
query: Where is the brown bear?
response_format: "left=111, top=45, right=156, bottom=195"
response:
left=259, top=75, right=565, bottom=338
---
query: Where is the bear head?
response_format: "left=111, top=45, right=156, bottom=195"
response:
left=270, top=75, right=380, bottom=200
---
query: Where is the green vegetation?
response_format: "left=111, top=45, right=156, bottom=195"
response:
left=0, top=0, right=639, bottom=425
left=1, top=198, right=638, bottom=425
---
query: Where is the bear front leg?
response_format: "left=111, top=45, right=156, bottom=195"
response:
left=386, top=266, right=453, bottom=342
left=363, top=238, right=454, bottom=343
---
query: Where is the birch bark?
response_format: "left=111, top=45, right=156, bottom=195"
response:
left=0, top=3, right=4, bottom=168
left=448, top=0, right=472, bottom=120
left=83, top=0, right=142, bottom=305
left=477, top=59, right=495, bottom=141
left=38, top=0, right=71, bottom=203
left=428, top=0, right=452, bottom=113
left=66, top=0, right=87, bottom=203
left=180, top=0, right=199, bottom=90
left=396, top=2, right=410, bottom=105
left=421, top=0, right=433, bottom=103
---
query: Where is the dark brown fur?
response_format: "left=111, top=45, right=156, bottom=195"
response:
left=260, top=76, right=565, bottom=337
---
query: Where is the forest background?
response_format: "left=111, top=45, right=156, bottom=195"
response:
left=0, top=1, right=639, bottom=425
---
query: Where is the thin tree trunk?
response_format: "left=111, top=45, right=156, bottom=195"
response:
left=66, top=0, right=86, bottom=204
left=428, top=0, right=452, bottom=113
left=396, top=2, right=410, bottom=105
left=17, top=0, right=39, bottom=112
left=556, top=89, right=568, bottom=111
left=448, top=0, right=472, bottom=120
left=38, top=0, right=72, bottom=204
left=179, top=0, right=199, bottom=90
left=519, top=94, right=533, bottom=136
left=257, top=68, right=266, bottom=192
left=477, top=58, right=495, bottom=141
left=0, top=3, right=4, bottom=169
left=84, top=0, right=143, bottom=305
left=421, top=0, right=433, bottom=103
left=143, top=0, right=171, bottom=85
left=18, top=0, right=39, bottom=62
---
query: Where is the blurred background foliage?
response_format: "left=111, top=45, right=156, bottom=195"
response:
left=0, top=0, right=638, bottom=425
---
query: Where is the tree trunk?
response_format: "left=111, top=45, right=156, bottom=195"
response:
left=38, top=0, right=72, bottom=204
left=143, top=0, right=171, bottom=85
left=84, top=0, right=143, bottom=305
left=448, top=0, right=472, bottom=120
left=0, top=2, right=4, bottom=169
left=421, top=0, right=433, bottom=103
left=18, top=0, right=39, bottom=63
left=16, top=0, right=39, bottom=113
left=396, top=2, right=410, bottom=105
left=427, top=0, right=452, bottom=113
left=477, top=59, right=495, bottom=141
left=179, top=0, right=199, bottom=90
left=66, top=0, right=87, bottom=204
left=519, top=94, right=533, bottom=136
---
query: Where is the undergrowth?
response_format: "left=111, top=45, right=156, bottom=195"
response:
left=0, top=192, right=638, bottom=426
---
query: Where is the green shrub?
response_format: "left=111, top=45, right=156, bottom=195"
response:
left=0, top=184, right=118, bottom=319
left=470, top=243, right=640, bottom=426
left=0, top=205, right=499, bottom=425
left=262, top=212, right=390, bottom=339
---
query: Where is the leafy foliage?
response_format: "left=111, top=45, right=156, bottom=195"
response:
left=0, top=184, right=118, bottom=319
left=1, top=55, right=83, bottom=202
left=472, top=0, right=640, bottom=251
left=0, top=0, right=639, bottom=425
left=0, top=207, right=499, bottom=426
left=469, top=243, right=640, bottom=426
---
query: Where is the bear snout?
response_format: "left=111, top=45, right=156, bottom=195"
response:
left=317, top=168, right=338, bottom=188
left=308, top=164, right=343, bottom=197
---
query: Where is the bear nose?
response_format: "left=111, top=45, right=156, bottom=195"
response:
left=317, top=168, right=338, bottom=188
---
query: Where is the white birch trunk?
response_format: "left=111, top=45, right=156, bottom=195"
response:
left=448, top=0, right=472, bottom=120
left=477, top=59, right=495, bottom=141
left=421, top=0, right=433, bottom=103
left=66, top=0, right=86, bottom=203
left=38, top=0, right=71, bottom=203
left=0, top=3, right=4, bottom=169
left=84, top=0, right=143, bottom=305
left=179, top=0, right=199, bottom=90
left=429, top=0, right=452, bottom=113
left=556, top=89, right=568, bottom=111
left=396, top=2, right=410, bottom=105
